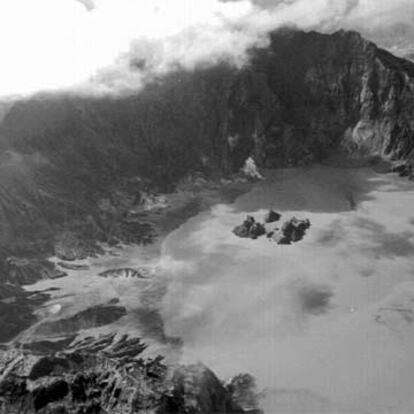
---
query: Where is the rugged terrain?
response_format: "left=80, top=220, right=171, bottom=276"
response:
left=0, top=334, right=260, bottom=414
left=1, top=28, right=414, bottom=412
left=1, top=29, right=414, bottom=281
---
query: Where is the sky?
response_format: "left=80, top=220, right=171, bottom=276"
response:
left=0, top=0, right=413, bottom=97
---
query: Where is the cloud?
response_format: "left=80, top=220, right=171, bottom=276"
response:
left=0, top=0, right=413, bottom=97
left=342, top=0, right=414, bottom=59
left=75, top=0, right=95, bottom=11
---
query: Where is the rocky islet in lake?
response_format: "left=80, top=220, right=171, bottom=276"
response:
left=233, top=210, right=311, bottom=244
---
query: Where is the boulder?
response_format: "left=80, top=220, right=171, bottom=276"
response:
left=263, top=210, right=281, bottom=224
left=249, top=222, right=266, bottom=239
left=233, top=216, right=255, bottom=239
left=271, top=217, right=311, bottom=244
left=233, top=216, right=265, bottom=240
left=243, top=216, right=255, bottom=228
left=272, top=233, right=293, bottom=245
left=232, top=224, right=250, bottom=238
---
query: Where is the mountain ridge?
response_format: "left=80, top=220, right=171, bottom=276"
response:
left=1, top=26, right=414, bottom=337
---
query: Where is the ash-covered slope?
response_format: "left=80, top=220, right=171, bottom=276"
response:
left=1, top=28, right=414, bottom=333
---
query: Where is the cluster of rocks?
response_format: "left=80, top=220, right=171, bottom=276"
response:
left=0, top=334, right=262, bottom=414
left=233, top=210, right=311, bottom=245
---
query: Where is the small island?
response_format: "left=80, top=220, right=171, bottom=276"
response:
left=233, top=210, right=311, bottom=245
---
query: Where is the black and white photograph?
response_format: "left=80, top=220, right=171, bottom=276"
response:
left=1, top=0, right=414, bottom=412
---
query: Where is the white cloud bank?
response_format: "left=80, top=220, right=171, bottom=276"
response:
left=0, top=0, right=413, bottom=97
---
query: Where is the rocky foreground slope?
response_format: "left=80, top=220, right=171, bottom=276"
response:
left=0, top=334, right=261, bottom=414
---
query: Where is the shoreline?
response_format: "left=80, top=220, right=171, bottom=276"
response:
left=3, top=176, right=254, bottom=349
left=2, top=163, right=414, bottom=413
left=0, top=175, right=261, bottom=413
left=159, top=164, right=414, bottom=413
left=1, top=154, right=406, bottom=348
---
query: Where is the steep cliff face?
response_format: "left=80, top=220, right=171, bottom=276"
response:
left=228, top=29, right=414, bottom=165
left=1, top=29, right=414, bottom=287
left=348, top=46, right=414, bottom=158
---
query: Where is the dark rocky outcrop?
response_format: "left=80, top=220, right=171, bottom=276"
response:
left=233, top=216, right=266, bottom=239
left=233, top=216, right=254, bottom=238
left=0, top=334, right=255, bottom=414
left=270, top=217, right=311, bottom=245
left=249, top=222, right=266, bottom=239
left=234, top=212, right=311, bottom=244
left=0, top=334, right=163, bottom=413
left=264, top=210, right=281, bottom=224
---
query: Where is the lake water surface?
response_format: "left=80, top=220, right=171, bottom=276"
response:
left=160, top=165, right=414, bottom=413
